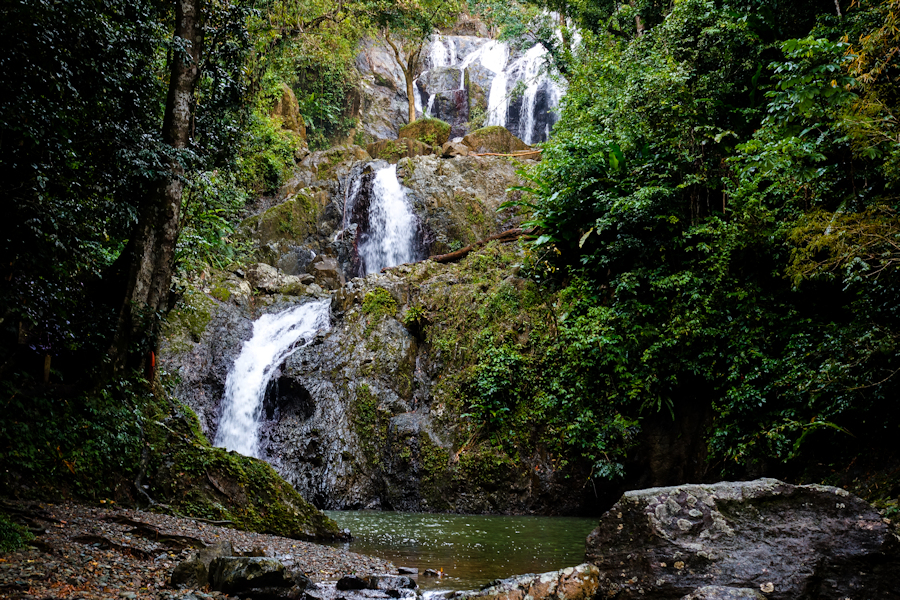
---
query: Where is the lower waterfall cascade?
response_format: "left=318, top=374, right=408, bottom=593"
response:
left=215, top=299, right=331, bottom=457
left=215, top=164, right=422, bottom=457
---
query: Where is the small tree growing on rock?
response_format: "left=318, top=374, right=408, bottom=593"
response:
left=375, top=0, right=461, bottom=124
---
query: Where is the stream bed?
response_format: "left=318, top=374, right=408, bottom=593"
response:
left=324, top=510, right=597, bottom=591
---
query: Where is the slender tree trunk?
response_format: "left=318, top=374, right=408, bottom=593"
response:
left=384, top=31, right=423, bottom=124
left=405, top=70, right=417, bottom=123
left=107, top=0, right=202, bottom=374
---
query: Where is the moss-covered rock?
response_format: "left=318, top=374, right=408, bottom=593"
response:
left=366, top=138, right=434, bottom=164
left=238, top=188, right=331, bottom=267
left=0, top=371, right=342, bottom=540
left=270, top=83, right=307, bottom=144
left=398, top=118, right=452, bottom=147
left=462, top=126, right=531, bottom=154
left=145, top=404, right=342, bottom=540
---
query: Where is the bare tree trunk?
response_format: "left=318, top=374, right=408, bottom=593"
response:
left=107, top=0, right=202, bottom=374
left=405, top=70, right=417, bottom=124
left=384, top=31, right=423, bottom=124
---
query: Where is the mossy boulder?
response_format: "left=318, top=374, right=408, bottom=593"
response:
left=398, top=118, right=451, bottom=146
left=367, top=138, right=434, bottom=164
left=462, top=126, right=531, bottom=154
left=239, top=188, right=331, bottom=266
left=145, top=405, right=343, bottom=540
left=270, top=83, right=307, bottom=142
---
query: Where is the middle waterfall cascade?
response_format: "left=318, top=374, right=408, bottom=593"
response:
left=416, top=35, right=564, bottom=144
left=356, top=164, right=420, bottom=275
left=215, top=300, right=331, bottom=457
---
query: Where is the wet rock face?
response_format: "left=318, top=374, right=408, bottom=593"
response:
left=460, top=564, right=601, bottom=600
left=586, top=479, right=900, bottom=600
left=396, top=154, right=524, bottom=252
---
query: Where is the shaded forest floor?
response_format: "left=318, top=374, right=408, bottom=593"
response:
left=0, top=500, right=393, bottom=600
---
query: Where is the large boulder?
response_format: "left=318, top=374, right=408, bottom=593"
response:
left=399, top=118, right=452, bottom=146
left=462, top=126, right=532, bottom=155
left=170, top=541, right=234, bottom=589
left=396, top=154, right=524, bottom=252
left=367, top=138, right=434, bottom=163
left=246, top=262, right=311, bottom=295
left=586, top=478, right=900, bottom=599
left=208, top=556, right=311, bottom=598
left=462, top=564, right=600, bottom=600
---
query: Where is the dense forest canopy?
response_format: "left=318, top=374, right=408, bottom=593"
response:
left=0, top=0, right=898, bottom=511
left=492, top=0, right=900, bottom=477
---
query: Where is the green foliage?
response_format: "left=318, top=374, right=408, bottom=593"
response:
left=177, top=171, right=252, bottom=271
left=0, top=376, right=146, bottom=500
left=501, top=0, right=900, bottom=478
left=362, top=289, right=399, bottom=321
left=0, top=513, right=35, bottom=553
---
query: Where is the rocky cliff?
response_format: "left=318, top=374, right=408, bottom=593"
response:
left=159, top=147, right=603, bottom=514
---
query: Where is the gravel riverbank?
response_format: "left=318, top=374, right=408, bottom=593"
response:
left=0, top=500, right=395, bottom=600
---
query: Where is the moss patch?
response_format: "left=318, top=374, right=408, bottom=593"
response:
left=160, top=289, right=216, bottom=355
left=350, top=384, right=390, bottom=467
left=366, top=138, right=434, bottom=164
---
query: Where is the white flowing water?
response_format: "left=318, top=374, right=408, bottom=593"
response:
left=215, top=300, right=331, bottom=457
left=486, top=68, right=509, bottom=127
left=514, top=44, right=565, bottom=144
left=419, top=34, right=563, bottom=141
left=358, top=165, right=419, bottom=274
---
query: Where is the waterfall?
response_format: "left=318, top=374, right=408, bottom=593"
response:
left=215, top=300, right=331, bottom=457
left=515, top=44, right=565, bottom=144
left=418, top=34, right=563, bottom=142
left=487, top=69, right=509, bottom=127
left=357, top=165, right=419, bottom=274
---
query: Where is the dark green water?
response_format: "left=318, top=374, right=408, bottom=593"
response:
left=324, top=510, right=597, bottom=591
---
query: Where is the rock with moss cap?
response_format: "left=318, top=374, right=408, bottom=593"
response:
left=367, top=138, right=434, bottom=164
left=462, top=126, right=532, bottom=154
left=398, top=118, right=451, bottom=147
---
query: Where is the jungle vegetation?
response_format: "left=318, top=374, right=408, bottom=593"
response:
left=1, top=0, right=898, bottom=515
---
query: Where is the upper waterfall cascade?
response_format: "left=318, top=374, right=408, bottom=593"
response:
left=215, top=300, right=331, bottom=457
left=415, top=35, right=564, bottom=144
left=356, top=164, right=420, bottom=275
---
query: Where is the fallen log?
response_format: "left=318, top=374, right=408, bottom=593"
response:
left=429, top=228, right=535, bottom=263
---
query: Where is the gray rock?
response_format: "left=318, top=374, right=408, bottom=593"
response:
left=308, top=255, right=346, bottom=290
left=337, top=576, right=368, bottom=591
left=681, top=588, right=766, bottom=600
left=170, top=541, right=233, bottom=588
left=208, top=556, right=296, bottom=594
left=364, top=575, right=416, bottom=590
left=396, top=567, right=417, bottom=575
left=586, top=478, right=900, bottom=600
left=462, top=564, right=600, bottom=600
left=441, top=141, right=470, bottom=157
left=418, top=66, right=464, bottom=95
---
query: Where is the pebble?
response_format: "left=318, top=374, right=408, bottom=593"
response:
left=0, top=500, right=395, bottom=599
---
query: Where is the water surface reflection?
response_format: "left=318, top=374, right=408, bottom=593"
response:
left=324, top=510, right=596, bottom=591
